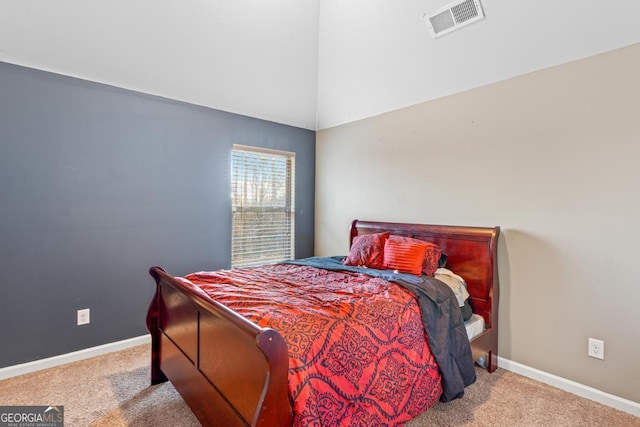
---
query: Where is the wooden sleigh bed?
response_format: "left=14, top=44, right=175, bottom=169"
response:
left=146, top=219, right=500, bottom=426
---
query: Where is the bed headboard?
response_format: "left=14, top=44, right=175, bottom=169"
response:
left=349, top=219, right=500, bottom=329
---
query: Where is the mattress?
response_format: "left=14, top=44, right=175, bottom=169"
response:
left=464, top=313, right=485, bottom=340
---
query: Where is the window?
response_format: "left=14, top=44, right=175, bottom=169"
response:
left=231, top=145, right=295, bottom=268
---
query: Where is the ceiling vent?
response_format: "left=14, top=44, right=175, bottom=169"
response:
left=424, top=0, right=485, bottom=39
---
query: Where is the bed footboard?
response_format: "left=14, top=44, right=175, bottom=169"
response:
left=146, top=267, right=292, bottom=427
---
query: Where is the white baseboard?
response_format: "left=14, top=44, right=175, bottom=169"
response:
left=0, top=334, right=151, bottom=380
left=498, top=356, right=640, bottom=418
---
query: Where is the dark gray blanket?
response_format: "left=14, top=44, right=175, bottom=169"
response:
left=287, top=256, right=476, bottom=402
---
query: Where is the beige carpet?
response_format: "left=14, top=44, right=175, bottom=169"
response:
left=0, top=344, right=638, bottom=426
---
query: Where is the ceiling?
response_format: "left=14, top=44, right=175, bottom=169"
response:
left=1, top=0, right=639, bottom=130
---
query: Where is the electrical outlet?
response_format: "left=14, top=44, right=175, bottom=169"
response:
left=588, top=338, right=604, bottom=360
left=77, top=308, right=90, bottom=326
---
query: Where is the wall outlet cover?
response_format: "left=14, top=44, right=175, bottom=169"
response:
left=588, top=338, right=604, bottom=360
left=77, top=308, right=90, bottom=326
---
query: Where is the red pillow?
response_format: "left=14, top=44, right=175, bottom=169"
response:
left=422, top=243, right=442, bottom=276
left=382, top=236, right=430, bottom=276
left=343, top=232, right=390, bottom=269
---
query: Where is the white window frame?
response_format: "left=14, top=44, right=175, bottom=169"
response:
left=231, top=144, right=295, bottom=268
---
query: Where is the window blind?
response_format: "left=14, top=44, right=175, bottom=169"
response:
left=231, top=145, right=295, bottom=268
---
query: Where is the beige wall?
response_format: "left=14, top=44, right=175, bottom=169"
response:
left=315, top=43, right=640, bottom=403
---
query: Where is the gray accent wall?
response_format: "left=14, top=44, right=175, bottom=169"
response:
left=0, top=62, right=315, bottom=368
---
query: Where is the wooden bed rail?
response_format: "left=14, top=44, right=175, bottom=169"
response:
left=146, top=266, right=293, bottom=426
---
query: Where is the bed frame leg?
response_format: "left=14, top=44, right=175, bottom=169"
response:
left=150, top=333, right=168, bottom=384
left=147, top=267, right=168, bottom=385
left=487, top=351, right=498, bottom=373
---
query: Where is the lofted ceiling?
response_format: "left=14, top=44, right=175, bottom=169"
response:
left=1, top=0, right=639, bottom=130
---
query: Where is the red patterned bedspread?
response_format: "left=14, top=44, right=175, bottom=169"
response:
left=185, top=264, right=442, bottom=426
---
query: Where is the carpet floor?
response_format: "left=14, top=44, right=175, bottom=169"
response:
left=0, top=344, right=638, bottom=426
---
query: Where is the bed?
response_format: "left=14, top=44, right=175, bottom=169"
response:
left=146, top=219, right=500, bottom=426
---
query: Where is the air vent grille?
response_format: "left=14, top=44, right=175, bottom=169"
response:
left=451, top=0, right=479, bottom=23
left=424, top=0, right=485, bottom=39
left=430, top=10, right=455, bottom=35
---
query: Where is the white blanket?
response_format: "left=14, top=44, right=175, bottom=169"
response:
left=434, top=267, right=470, bottom=307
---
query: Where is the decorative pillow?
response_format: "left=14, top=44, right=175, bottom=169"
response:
left=343, top=232, right=390, bottom=269
left=422, top=243, right=443, bottom=276
left=382, top=235, right=430, bottom=276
